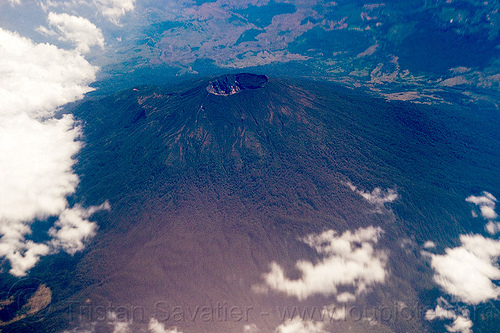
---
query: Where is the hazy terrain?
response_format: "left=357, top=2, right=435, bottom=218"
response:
left=1, top=1, right=500, bottom=333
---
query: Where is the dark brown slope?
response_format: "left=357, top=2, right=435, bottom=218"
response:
left=10, top=75, right=499, bottom=333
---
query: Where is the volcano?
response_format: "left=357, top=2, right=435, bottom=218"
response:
left=3, top=74, right=499, bottom=333
left=206, top=73, right=268, bottom=96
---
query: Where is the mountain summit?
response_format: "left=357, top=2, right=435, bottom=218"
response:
left=206, top=73, right=268, bottom=96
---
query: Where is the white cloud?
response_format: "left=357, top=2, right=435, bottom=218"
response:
left=94, top=0, right=136, bottom=24
left=0, top=114, right=81, bottom=222
left=39, top=0, right=81, bottom=12
left=7, top=0, right=21, bottom=5
left=257, top=227, right=387, bottom=301
left=466, top=192, right=500, bottom=235
left=112, top=322, right=130, bottom=333
left=38, top=12, right=105, bottom=53
left=335, top=292, right=356, bottom=303
left=425, top=299, right=472, bottom=333
left=275, top=317, right=325, bottom=333
left=430, top=234, right=500, bottom=304
left=0, top=28, right=104, bottom=276
left=148, top=319, right=182, bottom=333
left=424, top=240, right=436, bottom=249
left=446, top=315, right=473, bottom=333
left=62, top=312, right=131, bottom=333
left=466, top=192, right=497, bottom=220
left=38, top=0, right=135, bottom=24
left=321, top=304, right=347, bottom=321
left=49, top=202, right=110, bottom=254
left=107, top=312, right=131, bottom=333
left=243, top=324, right=261, bottom=333
left=0, top=237, right=50, bottom=277
left=425, top=191, right=500, bottom=333
left=425, top=300, right=457, bottom=321
left=485, top=221, right=500, bottom=235
left=346, top=183, right=398, bottom=211
left=0, top=28, right=97, bottom=119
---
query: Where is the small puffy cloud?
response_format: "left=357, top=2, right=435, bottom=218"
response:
left=112, top=322, right=130, bottom=333
left=446, top=315, right=473, bottom=333
left=466, top=192, right=497, bottom=220
left=426, top=305, right=455, bottom=320
left=275, top=317, right=325, bottom=333
left=321, top=304, right=347, bottom=321
left=466, top=192, right=499, bottom=235
left=111, top=322, right=130, bottom=333
left=63, top=312, right=131, bottom=333
left=256, top=227, right=387, bottom=301
left=7, top=0, right=21, bottom=5
left=424, top=241, right=436, bottom=249
left=425, top=299, right=472, bottom=333
left=108, top=312, right=131, bottom=333
left=346, top=183, right=398, bottom=211
left=38, top=12, right=105, bottom=53
left=425, top=299, right=457, bottom=321
left=425, top=192, right=500, bottom=333
left=430, top=234, right=500, bottom=304
left=95, top=0, right=136, bottom=24
left=485, top=221, right=500, bottom=235
left=148, top=319, right=182, bottom=333
left=49, top=202, right=111, bottom=255
left=0, top=201, right=108, bottom=276
left=0, top=238, right=50, bottom=277
left=243, top=324, right=261, bottom=333
left=335, top=292, right=356, bottom=303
